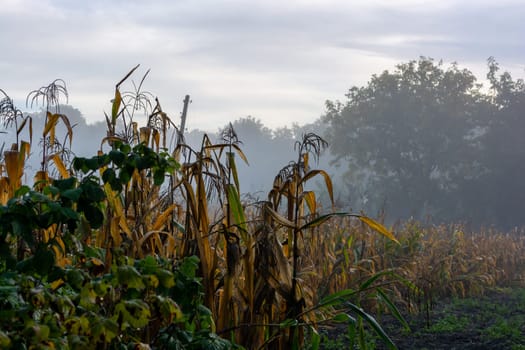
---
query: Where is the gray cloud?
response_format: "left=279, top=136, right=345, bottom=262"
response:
left=1, top=0, right=523, bottom=131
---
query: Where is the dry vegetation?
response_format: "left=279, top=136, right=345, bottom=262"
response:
left=1, top=67, right=525, bottom=349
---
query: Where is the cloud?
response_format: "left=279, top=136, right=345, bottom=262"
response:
left=1, top=0, right=523, bottom=131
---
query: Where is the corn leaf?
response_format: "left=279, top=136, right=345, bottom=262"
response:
left=299, top=169, right=334, bottom=206
left=344, top=302, right=397, bottom=350
left=299, top=212, right=348, bottom=231
left=227, top=152, right=241, bottom=193
left=44, top=112, right=60, bottom=144
left=227, top=184, right=247, bottom=233
left=152, top=204, right=178, bottom=232
left=51, top=153, right=69, bottom=178
left=377, top=288, right=410, bottom=331
left=308, top=325, right=321, bottom=350
left=318, top=288, right=357, bottom=308
left=301, top=191, right=316, bottom=215
left=58, top=113, right=74, bottom=147
left=111, top=89, right=122, bottom=124
left=357, top=215, right=399, bottom=244
left=265, top=205, right=296, bottom=228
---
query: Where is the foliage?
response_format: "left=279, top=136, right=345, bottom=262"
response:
left=4, top=62, right=524, bottom=350
left=0, top=252, right=232, bottom=349
left=0, top=149, right=233, bottom=349
left=0, top=69, right=401, bottom=349
left=323, top=57, right=525, bottom=228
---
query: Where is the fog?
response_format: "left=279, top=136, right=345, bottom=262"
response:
left=2, top=57, right=525, bottom=230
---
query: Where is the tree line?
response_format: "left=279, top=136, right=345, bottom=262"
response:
left=4, top=57, right=523, bottom=229
left=323, top=57, right=525, bottom=229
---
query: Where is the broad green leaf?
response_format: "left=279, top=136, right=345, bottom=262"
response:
left=61, top=188, right=82, bottom=202
left=359, top=269, right=397, bottom=291
left=82, top=204, right=104, bottom=229
left=117, top=265, right=145, bottom=290
left=227, top=152, right=241, bottom=192
left=309, top=325, right=321, bottom=350
left=92, top=317, right=119, bottom=343
left=377, top=288, right=410, bottom=331
left=318, top=288, right=357, bottom=308
left=227, top=184, right=247, bottom=233
left=333, top=312, right=356, bottom=323
left=0, top=330, right=11, bottom=348
left=64, top=316, right=90, bottom=335
left=155, top=295, right=185, bottom=323
left=143, top=274, right=159, bottom=288
left=23, top=324, right=50, bottom=342
left=66, top=268, right=85, bottom=289
left=279, top=319, right=298, bottom=328
left=79, top=283, right=97, bottom=307
left=155, top=268, right=175, bottom=289
left=345, top=302, right=397, bottom=350
left=114, top=299, right=151, bottom=330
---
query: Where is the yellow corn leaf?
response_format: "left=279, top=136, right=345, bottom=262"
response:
left=4, top=150, right=22, bottom=191
left=44, top=112, right=60, bottom=145
left=152, top=204, right=178, bottom=232
left=132, top=122, right=139, bottom=141
left=58, top=113, right=74, bottom=147
left=0, top=177, right=8, bottom=205
left=110, top=216, right=123, bottom=247
left=152, top=129, right=160, bottom=150
left=301, top=191, right=316, bottom=214
left=300, top=169, right=334, bottom=207
left=51, top=235, right=67, bottom=267
left=303, top=153, right=309, bottom=171
left=120, top=214, right=133, bottom=241
left=51, top=154, right=69, bottom=178
left=50, top=279, right=64, bottom=291
left=112, top=89, right=122, bottom=123
left=140, top=127, right=151, bottom=144
left=33, top=170, right=49, bottom=190
left=358, top=216, right=399, bottom=244
left=100, top=136, right=126, bottom=149
left=165, top=235, right=176, bottom=258
left=19, top=141, right=30, bottom=161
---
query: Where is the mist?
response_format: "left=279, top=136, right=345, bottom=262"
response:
left=2, top=57, right=524, bottom=230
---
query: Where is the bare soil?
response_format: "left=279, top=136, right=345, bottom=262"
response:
left=319, top=288, right=525, bottom=349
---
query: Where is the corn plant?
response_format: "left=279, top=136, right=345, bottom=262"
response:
left=0, top=89, right=32, bottom=204
left=5, top=68, right=486, bottom=350
left=26, top=79, right=72, bottom=180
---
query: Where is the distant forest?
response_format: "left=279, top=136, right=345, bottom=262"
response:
left=3, top=57, right=524, bottom=229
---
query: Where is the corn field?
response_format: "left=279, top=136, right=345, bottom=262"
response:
left=1, top=67, right=525, bottom=349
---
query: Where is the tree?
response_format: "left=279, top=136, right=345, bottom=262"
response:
left=471, top=58, right=525, bottom=227
left=323, top=57, right=489, bottom=222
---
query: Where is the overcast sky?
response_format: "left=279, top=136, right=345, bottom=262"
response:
left=1, top=0, right=524, bottom=131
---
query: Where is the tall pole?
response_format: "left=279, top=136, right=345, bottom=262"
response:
left=180, top=95, right=190, bottom=137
